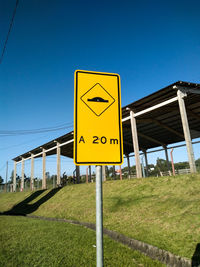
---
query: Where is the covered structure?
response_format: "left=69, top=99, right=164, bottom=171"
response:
left=12, top=81, right=200, bottom=191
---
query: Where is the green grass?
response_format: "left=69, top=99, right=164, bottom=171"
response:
left=0, top=216, right=164, bottom=267
left=1, top=174, right=200, bottom=259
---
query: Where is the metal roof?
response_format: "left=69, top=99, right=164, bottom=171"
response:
left=13, top=81, right=200, bottom=162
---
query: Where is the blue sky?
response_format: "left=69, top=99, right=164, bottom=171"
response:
left=1, top=0, right=200, bottom=180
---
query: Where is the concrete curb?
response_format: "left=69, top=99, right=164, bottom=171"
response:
left=27, top=215, right=192, bottom=267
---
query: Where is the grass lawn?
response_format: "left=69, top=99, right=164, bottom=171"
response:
left=0, top=216, right=164, bottom=267
left=0, top=174, right=200, bottom=260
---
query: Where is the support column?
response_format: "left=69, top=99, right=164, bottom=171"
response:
left=143, top=150, right=149, bottom=177
left=89, top=166, right=92, bottom=182
left=57, top=142, right=61, bottom=186
left=5, top=161, right=8, bottom=192
left=76, top=165, right=80, bottom=184
left=86, top=167, right=88, bottom=184
left=163, top=146, right=170, bottom=171
left=102, top=166, right=106, bottom=181
left=177, top=90, right=196, bottom=173
left=13, top=161, right=17, bottom=192
left=130, top=110, right=142, bottom=178
left=119, top=165, right=122, bottom=180
left=31, top=154, right=34, bottom=191
left=42, top=148, right=46, bottom=189
left=113, top=165, right=116, bottom=179
left=21, top=158, right=24, bottom=191
left=170, top=148, right=176, bottom=176
left=126, top=154, right=131, bottom=179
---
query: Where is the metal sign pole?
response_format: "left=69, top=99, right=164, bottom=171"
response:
left=96, top=165, right=103, bottom=267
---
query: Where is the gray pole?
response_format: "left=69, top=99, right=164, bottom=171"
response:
left=102, top=166, right=106, bottom=182
left=96, top=165, right=103, bottom=267
left=13, top=161, right=17, bottom=192
left=31, top=154, right=34, bottom=191
left=177, top=90, right=196, bottom=173
left=5, top=161, right=8, bottom=192
left=57, top=142, right=61, bottom=186
left=86, top=167, right=88, bottom=184
left=163, top=146, right=170, bottom=171
left=53, top=175, right=56, bottom=188
left=42, top=148, right=46, bottom=189
left=113, top=165, right=116, bottom=179
left=143, top=150, right=149, bottom=177
left=119, top=165, right=122, bottom=180
left=126, top=154, right=131, bottom=179
left=141, top=156, right=145, bottom=178
left=76, top=166, right=80, bottom=183
left=130, top=110, right=142, bottom=178
left=21, top=158, right=24, bottom=191
left=89, top=165, right=92, bottom=182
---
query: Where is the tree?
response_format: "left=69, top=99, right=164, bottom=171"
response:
left=45, top=172, right=50, bottom=179
left=0, top=176, right=3, bottom=184
left=105, top=166, right=109, bottom=178
left=195, top=158, right=200, bottom=172
left=174, top=161, right=189, bottom=170
left=156, top=158, right=169, bottom=172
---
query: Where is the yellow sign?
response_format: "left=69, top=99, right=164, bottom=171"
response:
left=74, top=70, right=123, bottom=165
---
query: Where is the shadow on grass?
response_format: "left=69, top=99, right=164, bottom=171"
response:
left=192, top=243, right=200, bottom=267
left=0, top=188, right=62, bottom=216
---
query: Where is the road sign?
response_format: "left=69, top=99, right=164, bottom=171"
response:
left=74, top=70, right=123, bottom=165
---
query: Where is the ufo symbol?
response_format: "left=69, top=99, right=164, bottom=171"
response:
left=87, top=97, right=109, bottom=103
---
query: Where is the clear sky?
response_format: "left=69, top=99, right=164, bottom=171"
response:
left=1, top=0, right=200, bottom=181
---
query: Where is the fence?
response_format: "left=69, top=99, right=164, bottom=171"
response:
left=160, top=168, right=191, bottom=177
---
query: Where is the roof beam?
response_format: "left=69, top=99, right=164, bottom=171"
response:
left=137, top=118, right=184, bottom=138
left=15, top=139, right=74, bottom=163
left=185, top=89, right=200, bottom=95
left=123, top=117, right=165, bottom=147
left=123, top=141, right=133, bottom=147
left=133, top=96, right=179, bottom=117
left=164, top=106, right=200, bottom=121
left=122, top=96, right=180, bottom=122
left=173, top=85, right=200, bottom=95
left=151, top=119, right=184, bottom=138
left=123, top=140, right=145, bottom=151
left=138, top=132, right=165, bottom=146
left=127, top=140, right=200, bottom=158
left=187, top=109, right=200, bottom=121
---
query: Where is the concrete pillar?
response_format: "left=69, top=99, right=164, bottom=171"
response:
left=31, top=154, right=34, bottom=191
left=102, top=166, right=106, bottom=181
left=130, top=110, right=142, bottom=178
left=13, top=161, right=17, bottom=192
left=177, top=90, right=196, bottom=173
left=163, top=146, right=170, bottom=171
left=21, top=158, right=24, bottom=191
left=126, top=154, right=131, bottom=179
left=42, top=148, right=46, bottom=189
left=57, top=142, right=61, bottom=186
left=76, top=165, right=80, bottom=183
left=89, top=166, right=92, bottom=182
left=143, top=150, right=149, bottom=177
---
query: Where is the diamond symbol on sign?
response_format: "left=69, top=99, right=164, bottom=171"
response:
left=80, top=83, right=115, bottom=116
